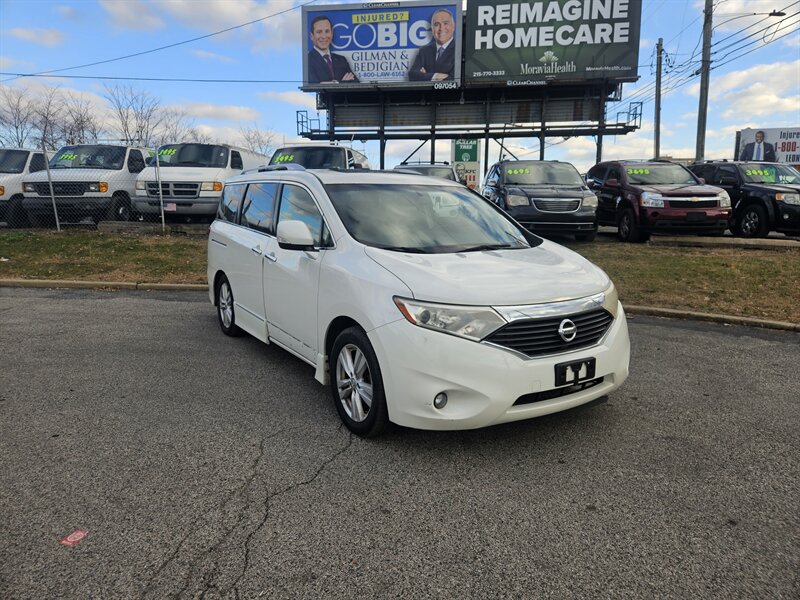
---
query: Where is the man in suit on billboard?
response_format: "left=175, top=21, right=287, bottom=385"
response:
left=307, top=15, right=359, bottom=84
left=408, top=9, right=456, bottom=81
left=740, top=130, right=776, bottom=161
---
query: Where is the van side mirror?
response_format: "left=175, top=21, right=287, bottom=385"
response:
left=277, top=220, right=316, bottom=250
left=606, top=178, right=620, bottom=187
left=351, top=163, right=364, bottom=169
left=697, top=177, right=706, bottom=184
left=485, top=178, right=497, bottom=187
left=230, top=152, right=243, bottom=170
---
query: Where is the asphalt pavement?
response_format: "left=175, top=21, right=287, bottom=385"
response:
left=0, top=288, right=798, bottom=599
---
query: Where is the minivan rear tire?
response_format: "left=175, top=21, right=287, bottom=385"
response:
left=215, top=275, right=242, bottom=337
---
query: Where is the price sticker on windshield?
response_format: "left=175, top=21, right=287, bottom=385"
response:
left=158, top=148, right=177, bottom=156
left=627, top=168, right=650, bottom=175
left=506, top=168, right=530, bottom=175
left=58, top=153, right=77, bottom=161
left=275, top=154, right=295, bottom=163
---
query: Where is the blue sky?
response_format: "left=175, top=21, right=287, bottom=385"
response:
left=1, top=0, right=798, bottom=173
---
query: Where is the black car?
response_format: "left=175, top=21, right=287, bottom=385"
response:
left=689, top=160, right=800, bottom=237
left=481, top=160, right=598, bottom=241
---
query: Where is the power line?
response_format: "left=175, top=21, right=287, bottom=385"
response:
left=0, top=73, right=307, bottom=83
left=1, top=0, right=319, bottom=84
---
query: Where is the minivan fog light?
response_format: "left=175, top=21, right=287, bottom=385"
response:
left=434, top=393, right=448, bottom=409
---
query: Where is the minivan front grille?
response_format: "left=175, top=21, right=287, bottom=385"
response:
left=668, top=199, right=717, bottom=208
left=146, top=182, right=200, bottom=198
left=532, top=199, right=581, bottom=212
left=485, top=308, right=613, bottom=357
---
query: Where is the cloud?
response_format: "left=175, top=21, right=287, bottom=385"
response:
left=8, top=28, right=64, bottom=47
left=160, top=0, right=301, bottom=51
left=0, top=57, right=35, bottom=70
left=99, top=0, right=164, bottom=31
left=686, top=60, right=800, bottom=118
left=258, top=91, right=317, bottom=111
left=171, top=103, right=262, bottom=122
left=191, top=50, right=236, bottom=64
left=783, top=34, right=800, bottom=48
left=55, top=5, right=80, bottom=19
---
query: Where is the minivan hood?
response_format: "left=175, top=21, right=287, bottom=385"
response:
left=510, top=184, right=591, bottom=198
left=137, top=166, right=225, bottom=182
left=364, top=240, right=609, bottom=305
left=632, top=184, right=721, bottom=196
left=24, top=168, right=126, bottom=182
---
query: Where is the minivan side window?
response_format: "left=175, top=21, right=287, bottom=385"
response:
left=241, top=182, right=278, bottom=234
left=230, top=151, right=243, bottom=170
left=606, top=167, right=622, bottom=183
left=29, top=153, right=46, bottom=173
left=219, top=183, right=247, bottom=223
left=128, top=150, right=145, bottom=173
left=277, top=184, right=329, bottom=246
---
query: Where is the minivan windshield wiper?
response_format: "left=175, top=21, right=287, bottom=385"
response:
left=455, top=243, right=520, bottom=252
left=375, top=245, right=429, bottom=253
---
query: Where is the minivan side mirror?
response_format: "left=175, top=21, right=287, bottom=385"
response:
left=277, top=220, right=316, bottom=250
left=485, top=178, right=498, bottom=187
left=697, top=177, right=706, bottom=184
left=720, top=176, right=738, bottom=186
left=606, top=178, right=620, bottom=187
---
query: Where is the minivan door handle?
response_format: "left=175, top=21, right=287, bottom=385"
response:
left=251, top=245, right=262, bottom=256
left=265, top=252, right=277, bottom=262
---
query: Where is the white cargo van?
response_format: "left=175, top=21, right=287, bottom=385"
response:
left=134, top=143, right=266, bottom=220
left=269, top=143, right=370, bottom=170
left=0, top=148, right=51, bottom=227
left=22, top=144, right=150, bottom=226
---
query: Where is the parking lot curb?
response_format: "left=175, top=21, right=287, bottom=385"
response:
left=625, top=305, right=800, bottom=332
left=2, top=279, right=797, bottom=332
left=649, top=236, right=800, bottom=251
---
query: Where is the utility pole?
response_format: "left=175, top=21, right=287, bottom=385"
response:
left=695, top=0, right=713, bottom=161
left=654, top=37, right=663, bottom=160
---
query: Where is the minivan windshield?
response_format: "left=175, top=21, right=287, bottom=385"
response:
left=270, top=147, right=346, bottom=169
left=326, top=184, right=533, bottom=253
left=155, top=144, right=229, bottom=168
left=49, top=145, right=126, bottom=170
left=502, top=162, right=584, bottom=186
left=624, top=164, right=697, bottom=185
left=738, top=163, right=800, bottom=185
left=0, top=149, right=29, bottom=174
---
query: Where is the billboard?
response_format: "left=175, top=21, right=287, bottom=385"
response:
left=737, top=127, right=800, bottom=164
left=451, top=139, right=481, bottom=189
left=302, top=1, right=462, bottom=89
left=464, top=0, right=642, bottom=86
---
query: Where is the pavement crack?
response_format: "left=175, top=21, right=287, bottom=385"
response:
left=229, top=430, right=355, bottom=597
left=142, top=437, right=268, bottom=598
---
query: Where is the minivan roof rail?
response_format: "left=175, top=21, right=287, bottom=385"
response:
left=257, top=164, right=306, bottom=172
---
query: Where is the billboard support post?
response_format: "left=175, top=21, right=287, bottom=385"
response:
left=596, top=82, right=607, bottom=164
left=540, top=97, right=547, bottom=161
left=431, top=100, right=437, bottom=163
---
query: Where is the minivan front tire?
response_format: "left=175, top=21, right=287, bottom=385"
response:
left=330, top=327, right=388, bottom=437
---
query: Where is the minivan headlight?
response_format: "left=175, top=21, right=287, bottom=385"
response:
left=582, top=195, right=598, bottom=208
left=506, top=194, right=530, bottom=207
left=393, top=297, right=506, bottom=341
left=201, top=181, right=223, bottom=192
left=776, top=193, right=800, bottom=205
left=640, top=192, right=665, bottom=208
left=135, top=180, right=146, bottom=190
left=24, top=183, right=35, bottom=192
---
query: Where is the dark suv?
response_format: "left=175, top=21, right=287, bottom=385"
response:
left=688, top=161, right=800, bottom=238
left=586, top=161, right=731, bottom=243
left=481, top=160, right=598, bottom=241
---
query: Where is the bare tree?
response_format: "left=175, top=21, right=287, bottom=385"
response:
left=104, top=84, right=163, bottom=146
left=31, top=87, right=65, bottom=150
left=61, top=91, right=104, bottom=144
left=0, top=86, right=37, bottom=148
left=238, top=123, right=276, bottom=156
left=154, top=107, right=196, bottom=146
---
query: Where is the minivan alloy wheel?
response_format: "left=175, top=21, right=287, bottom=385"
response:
left=336, top=344, right=373, bottom=422
left=218, top=281, right=233, bottom=329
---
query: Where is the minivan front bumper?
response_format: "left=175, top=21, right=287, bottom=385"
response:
left=368, top=304, right=630, bottom=430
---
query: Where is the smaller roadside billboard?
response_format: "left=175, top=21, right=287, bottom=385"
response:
left=302, top=1, right=463, bottom=90
left=737, top=127, right=800, bottom=165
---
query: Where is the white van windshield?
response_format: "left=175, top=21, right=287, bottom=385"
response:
left=155, top=144, right=229, bottom=168
left=0, top=149, right=29, bottom=174
left=270, top=147, right=346, bottom=169
left=49, top=146, right=126, bottom=170
left=326, top=184, right=533, bottom=253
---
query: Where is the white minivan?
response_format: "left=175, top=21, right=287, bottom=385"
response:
left=0, top=148, right=51, bottom=227
left=207, top=167, right=630, bottom=436
left=22, top=144, right=150, bottom=226
left=134, top=143, right=266, bottom=220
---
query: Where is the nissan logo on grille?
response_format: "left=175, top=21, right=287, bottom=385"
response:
left=558, top=319, right=577, bottom=342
